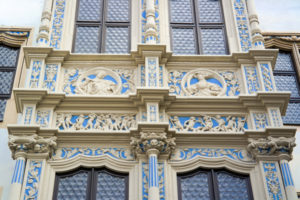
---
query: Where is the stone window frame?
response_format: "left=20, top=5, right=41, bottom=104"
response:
left=0, top=44, right=20, bottom=121
left=177, top=168, right=254, bottom=200
left=168, top=0, right=229, bottom=55
left=52, top=167, right=129, bottom=200
left=72, top=0, right=131, bottom=53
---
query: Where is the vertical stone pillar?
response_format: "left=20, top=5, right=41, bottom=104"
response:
left=145, top=0, right=157, bottom=44
left=37, top=0, right=53, bottom=46
left=280, top=160, right=298, bottom=200
left=247, top=0, right=264, bottom=49
left=9, top=153, right=26, bottom=200
left=147, top=149, right=160, bottom=200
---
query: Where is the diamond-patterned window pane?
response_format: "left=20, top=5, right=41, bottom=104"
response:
left=0, top=45, right=19, bottom=67
left=216, top=172, right=249, bottom=200
left=170, top=0, right=193, bottom=23
left=0, top=71, right=14, bottom=94
left=275, top=51, right=295, bottom=71
left=57, top=171, right=88, bottom=200
left=180, top=173, right=210, bottom=200
left=96, top=171, right=126, bottom=200
left=107, top=0, right=129, bottom=22
left=105, top=27, right=129, bottom=54
left=283, top=103, right=300, bottom=124
left=172, top=28, right=197, bottom=55
left=0, top=99, right=7, bottom=121
left=274, top=75, right=300, bottom=98
left=74, top=26, right=100, bottom=53
left=198, top=0, right=222, bottom=23
left=200, top=28, right=226, bottom=55
left=78, top=0, right=101, bottom=21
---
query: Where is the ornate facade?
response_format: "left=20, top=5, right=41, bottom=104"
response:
left=5, top=0, right=299, bottom=200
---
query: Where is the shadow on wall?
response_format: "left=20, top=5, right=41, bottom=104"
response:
left=0, top=129, right=15, bottom=200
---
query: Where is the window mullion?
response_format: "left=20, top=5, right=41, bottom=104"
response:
left=211, top=169, right=219, bottom=200
left=192, top=0, right=202, bottom=54
left=100, top=0, right=107, bottom=53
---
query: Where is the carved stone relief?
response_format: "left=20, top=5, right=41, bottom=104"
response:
left=168, top=69, right=241, bottom=96
left=56, top=113, right=136, bottom=131
left=169, top=115, right=247, bottom=133
left=63, top=67, right=136, bottom=95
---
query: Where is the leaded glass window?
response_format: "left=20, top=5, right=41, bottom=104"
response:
left=0, top=44, right=19, bottom=121
left=177, top=169, right=253, bottom=200
left=73, top=0, right=130, bottom=54
left=53, top=168, right=128, bottom=200
left=169, top=0, right=228, bottom=55
left=273, top=51, right=300, bottom=124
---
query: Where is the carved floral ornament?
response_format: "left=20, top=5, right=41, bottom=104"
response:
left=130, top=131, right=176, bottom=156
left=63, top=67, right=136, bottom=95
left=8, top=134, right=57, bottom=158
left=247, top=136, right=296, bottom=158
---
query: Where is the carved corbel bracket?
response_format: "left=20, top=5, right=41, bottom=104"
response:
left=130, top=131, right=176, bottom=158
left=247, top=136, right=296, bottom=160
left=8, top=134, right=57, bottom=159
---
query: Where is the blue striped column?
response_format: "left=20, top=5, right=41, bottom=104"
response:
left=280, top=160, right=298, bottom=200
left=148, top=151, right=159, bottom=200
left=9, top=157, right=26, bottom=200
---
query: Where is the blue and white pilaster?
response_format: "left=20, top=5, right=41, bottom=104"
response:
left=146, top=57, right=160, bottom=87
left=147, top=149, right=160, bottom=200
left=280, top=160, right=298, bottom=200
left=9, top=154, right=26, bottom=200
left=147, top=103, right=159, bottom=123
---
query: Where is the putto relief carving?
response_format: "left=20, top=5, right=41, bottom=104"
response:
left=169, top=115, right=247, bottom=133
left=63, top=67, right=136, bottom=95
left=56, top=113, right=136, bottom=131
left=168, top=69, right=240, bottom=96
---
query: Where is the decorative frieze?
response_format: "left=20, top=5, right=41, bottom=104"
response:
left=262, top=162, right=284, bottom=200
left=171, top=148, right=254, bottom=163
left=42, top=64, right=59, bottom=91
left=29, top=61, right=42, bottom=89
left=247, top=136, right=296, bottom=157
left=53, top=147, right=134, bottom=161
left=62, top=67, right=136, bottom=95
left=23, top=161, right=43, bottom=200
left=168, top=69, right=241, bottom=96
left=260, top=63, right=274, bottom=92
left=142, top=162, right=165, bottom=200
left=169, top=115, right=248, bottom=133
left=50, top=0, right=66, bottom=49
left=56, top=113, right=136, bottom=131
left=232, top=0, right=252, bottom=52
left=244, top=66, right=260, bottom=94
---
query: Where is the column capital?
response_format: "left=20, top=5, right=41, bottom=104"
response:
left=247, top=136, right=296, bottom=160
left=130, top=131, right=176, bottom=157
left=8, top=134, right=57, bottom=159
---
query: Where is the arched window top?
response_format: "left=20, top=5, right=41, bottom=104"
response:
left=53, top=167, right=128, bottom=200
left=177, top=168, right=253, bottom=200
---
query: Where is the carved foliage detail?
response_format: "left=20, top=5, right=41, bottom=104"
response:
left=53, top=147, right=134, bottom=161
left=36, top=110, right=51, bottom=128
left=42, top=64, right=58, bottom=91
left=244, top=66, right=260, bottom=94
left=260, top=64, right=274, bottom=91
left=29, top=61, right=42, bottom=88
left=171, top=148, right=254, bottom=163
left=56, top=113, right=136, bottom=131
left=253, top=112, right=268, bottom=129
left=262, top=162, right=284, bottom=200
left=24, top=161, right=43, bottom=200
left=50, top=0, right=66, bottom=49
left=169, top=115, right=247, bottom=133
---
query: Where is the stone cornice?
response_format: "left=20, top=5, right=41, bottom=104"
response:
left=0, top=28, right=31, bottom=47
left=14, top=89, right=291, bottom=115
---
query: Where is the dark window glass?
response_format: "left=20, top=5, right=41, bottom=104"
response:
left=178, top=169, right=253, bottom=200
left=169, top=0, right=228, bottom=55
left=0, top=44, right=19, bottom=121
left=74, top=0, right=130, bottom=54
left=273, top=51, right=300, bottom=124
left=53, top=168, right=128, bottom=200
